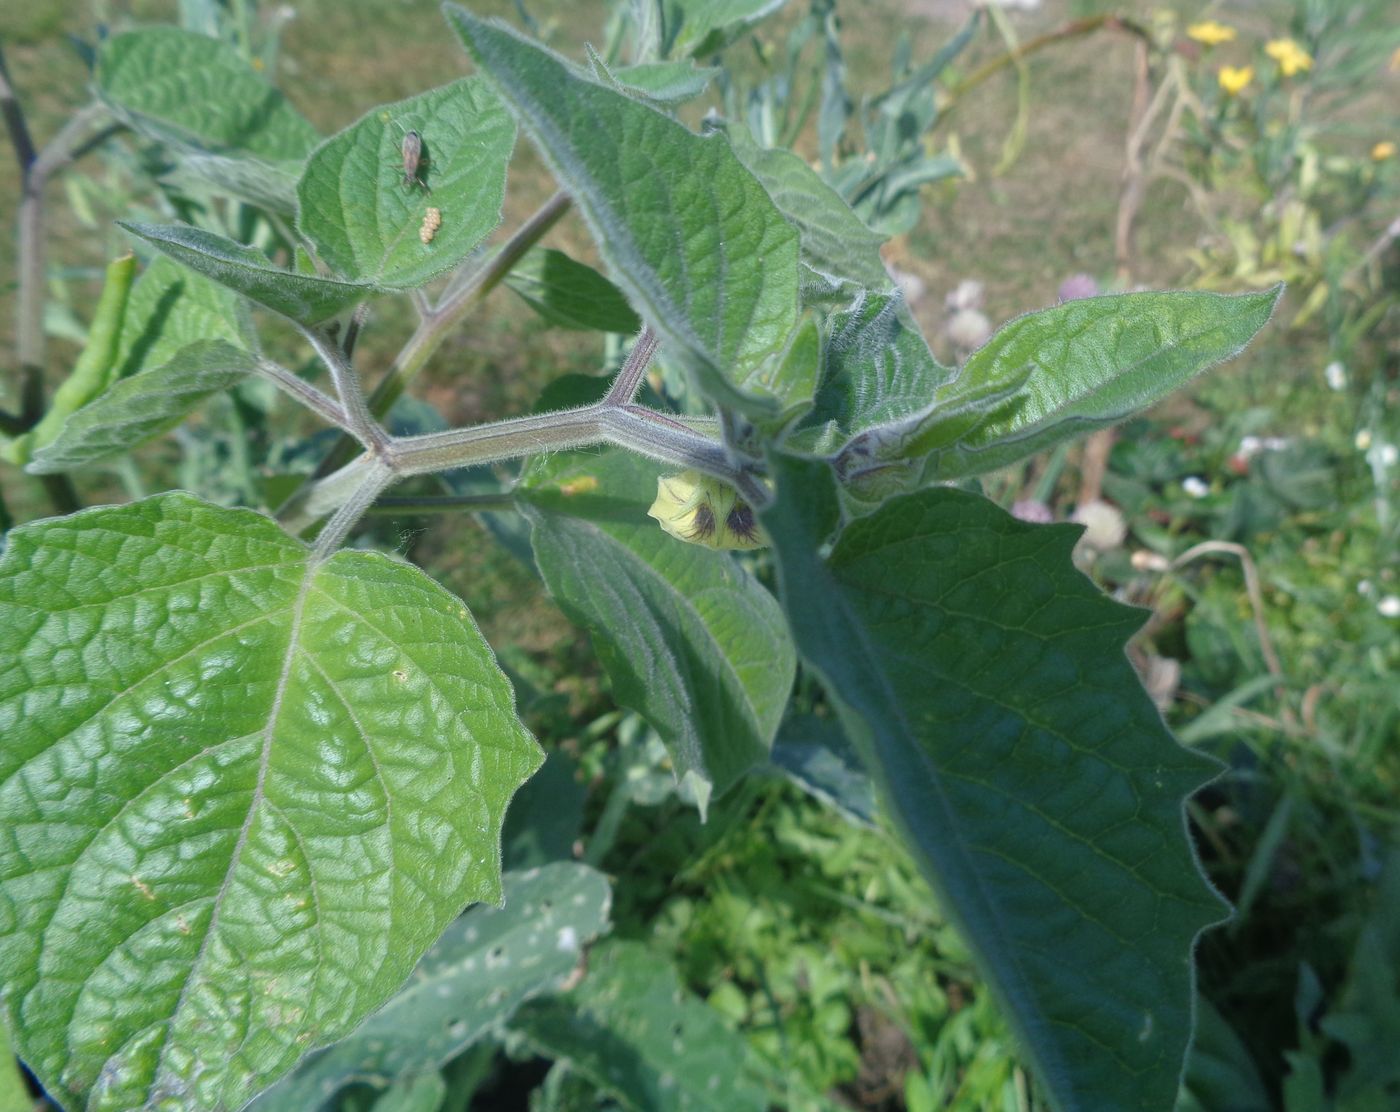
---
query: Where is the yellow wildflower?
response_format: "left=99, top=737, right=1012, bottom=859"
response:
left=1187, top=20, right=1237, bottom=47
left=1265, top=38, right=1313, bottom=77
left=1218, top=65, right=1255, bottom=95
left=1390, top=45, right=1400, bottom=72
left=1374, top=141, right=1398, bottom=161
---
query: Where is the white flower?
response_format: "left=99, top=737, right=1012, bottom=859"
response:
left=1072, top=499, right=1127, bottom=551
left=1324, top=361, right=1347, bottom=391
left=1378, top=595, right=1400, bottom=619
left=1356, top=430, right=1373, bottom=451
left=947, top=308, right=992, bottom=350
left=1358, top=579, right=1374, bottom=596
left=945, top=279, right=985, bottom=312
left=1183, top=476, right=1210, bottom=499
left=1368, top=441, right=1399, bottom=469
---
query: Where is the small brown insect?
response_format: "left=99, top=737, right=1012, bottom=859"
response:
left=399, top=128, right=429, bottom=190
left=419, top=206, right=442, bottom=245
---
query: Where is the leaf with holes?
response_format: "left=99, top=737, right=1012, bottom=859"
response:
left=759, top=456, right=1229, bottom=1112
left=296, top=79, right=515, bottom=288
left=250, top=862, right=610, bottom=1110
left=447, top=7, right=799, bottom=415
left=522, top=450, right=794, bottom=811
left=120, top=221, right=374, bottom=325
left=0, top=493, right=541, bottom=1112
left=510, top=941, right=766, bottom=1111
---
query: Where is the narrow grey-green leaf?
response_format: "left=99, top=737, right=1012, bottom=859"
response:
left=510, top=941, right=766, bottom=1112
left=168, top=152, right=303, bottom=215
left=659, top=0, right=787, bottom=58
left=296, top=79, right=515, bottom=288
left=522, top=450, right=794, bottom=807
left=370, top=1072, right=447, bottom=1112
left=112, top=255, right=255, bottom=380
left=504, top=248, right=641, bottom=332
left=587, top=48, right=718, bottom=107
left=251, top=863, right=611, bottom=1111
left=0, top=494, right=542, bottom=1112
left=97, top=27, right=317, bottom=161
left=894, top=286, right=1283, bottom=482
left=446, top=7, right=799, bottom=414
left=26, top=340, right=256, bottom=474
left=120, top=220, right=373, bottom=324
left=760, top=456, right=1229, bottom=1112
left=726, top=127, right=889, bottom=291
left=770, top=714, right=876, bottom=827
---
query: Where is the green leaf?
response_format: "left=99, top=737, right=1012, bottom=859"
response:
left=120, top=221, right=373, bottom=324
left=446, top=7, right=799, bottom=414
left=770, top=714, right=876, bottom=827
left=251, top=862, right=610, bottom=1111
left=894, top=287, right=1283, bottom=482
left=296, top=79, right=515, bottom=288
left=113, top=255, right=256, bottom=380
left=586, top=49, right=719, bottom=108
left=522, top=450, right=794, bottom=808
left=759, top=456, right=1229, bottom=1112
left=371, top=1072, right=447, bottom=1112
left=97, top=27, right=317, bottom=161
left=26, top=340, right=258, bottom=475
left=504, top=248, right=641, bottom=332
left=167, top=152, right=303, bottom=215
left=510, top=941, right=767, bottom=1112
left=659, top=0, right=787, bottom=58
left=0, top=494, right=541, bottom=1111
left=726, top=127, right=889, bottom=292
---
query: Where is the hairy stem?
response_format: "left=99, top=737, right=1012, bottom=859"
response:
left=299, top=325, right=389, bottom=452
left=301, top=190, right=573, bottom=488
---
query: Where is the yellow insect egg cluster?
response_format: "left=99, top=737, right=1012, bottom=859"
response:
left=419, top=206, right=442, bottom=244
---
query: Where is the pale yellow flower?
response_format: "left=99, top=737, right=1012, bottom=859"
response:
left=1187, top=20, right=1237, bottom=47
left=648, top=471, right=767, bottom=551
left=1265, top=38, right=1313, bottom=77
left=1374, top=141, right=1398, bottom=161
left=1390, top=45, right=1400, bottom=72
left=1218, top=65, right=1255, bottom=95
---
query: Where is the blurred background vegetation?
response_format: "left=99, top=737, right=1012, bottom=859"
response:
left=1, top=0, right=1397, bottom=1108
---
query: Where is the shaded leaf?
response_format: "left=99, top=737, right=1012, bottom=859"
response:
left=504, top=248, right=641, bottom=332
left=252, top=863, right=610, bottom=1111
left=760, top=456, right=1229, bottom=1112
left=121, top=221, right=373, bottom=324
left=113, top=255, right=256, bottom=380
left=0, top=494, right=541, bottom=1111
left=511, top=941, right=766, bottom=1111
left=523, top=450, right=793, bottom=808
left=770, top=714, right=876, bottom=827
left=447, top=7, right=799, bottom=414
left=26, top=340, right=258, bottom=474
left=659, top=0, right=787, bottom=58
left=296, top=79, right=515, bottom=288
left=727, top=126, right=889, bottom=291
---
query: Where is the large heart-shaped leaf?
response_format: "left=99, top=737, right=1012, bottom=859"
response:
left=296, top=79, right=515, bottom=289
left=760, top=456, right=1229, bottom=1112
left=0, top=494, right=541, bottom=1111
left=446, top=6, right=799, bottom=414
left=522, top=450, right=794, bottom=809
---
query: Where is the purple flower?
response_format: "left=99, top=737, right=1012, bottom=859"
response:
left=1057, top=273, right=1100, bottom=302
